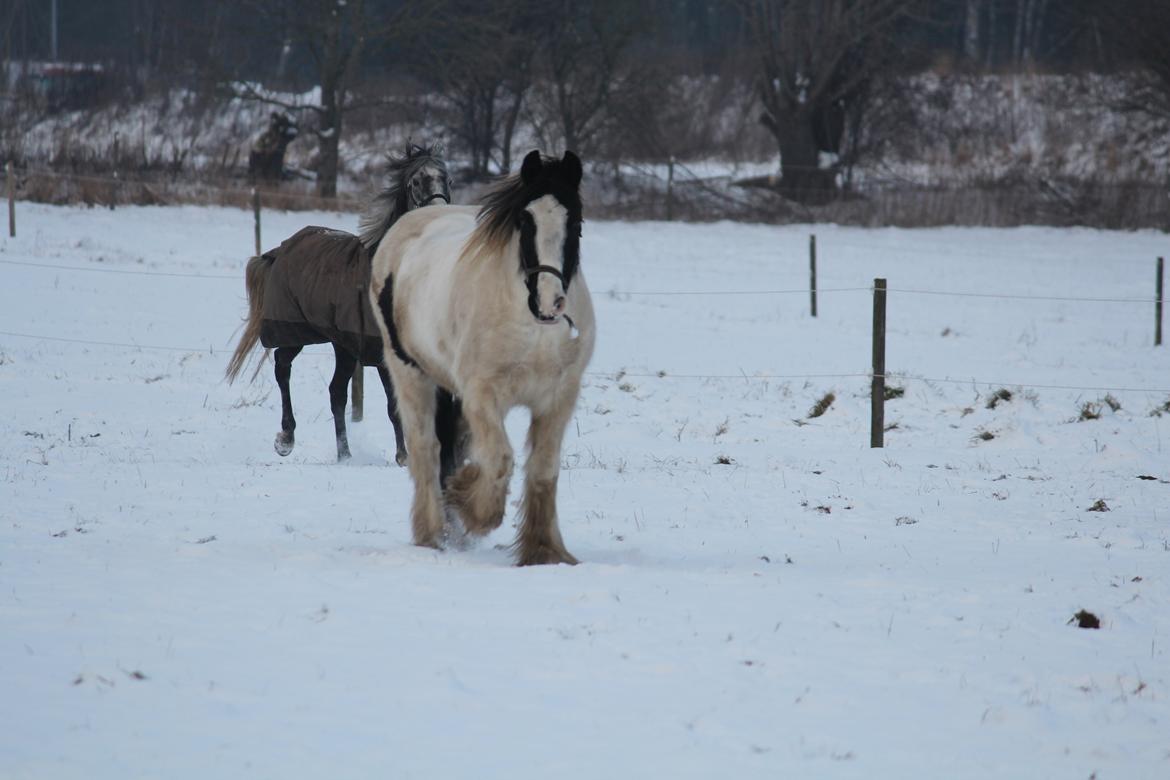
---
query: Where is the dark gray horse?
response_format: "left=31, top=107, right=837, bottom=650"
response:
left=226, top=142, right=451, bottom=463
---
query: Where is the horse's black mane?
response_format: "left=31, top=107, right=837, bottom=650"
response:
left=358, top=142, right=448, bottom=254
left=474, top=153, right=583, bottom=252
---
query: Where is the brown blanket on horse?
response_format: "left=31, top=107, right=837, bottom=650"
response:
left=259, top=226, right=383, bottom=363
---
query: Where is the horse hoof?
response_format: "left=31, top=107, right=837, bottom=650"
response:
left=516, top=544, right=579, bottom=567
left=337, top=450, right=352, bottom=463
left=395, top=450, right=408, bottom=467
left=274, top=432, right=294, bottom=456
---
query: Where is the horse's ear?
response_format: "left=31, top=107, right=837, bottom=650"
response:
left=520, top=150, right=543, bottom=185
left=433, top=140, right=446, bottom=158
left=561, top=150, right=582, bottom=188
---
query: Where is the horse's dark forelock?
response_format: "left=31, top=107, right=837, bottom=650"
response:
left=474, top=154, right=583, bottom=287
left=358, top=143, right=449, bottom=253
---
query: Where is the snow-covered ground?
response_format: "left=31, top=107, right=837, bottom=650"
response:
left=2, top=203, right=1168, bottom=778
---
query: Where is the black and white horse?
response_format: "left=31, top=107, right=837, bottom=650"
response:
left=226, top=142, right=452, bottom=464
left=369, top=150, right=595, bottom=564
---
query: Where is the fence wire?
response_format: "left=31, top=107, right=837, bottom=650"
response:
left=3, top=258, right=1160, bottom=306
left=3, top=328, right=1168, bottom=397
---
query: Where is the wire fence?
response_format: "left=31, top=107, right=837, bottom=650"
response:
left=1, top=258, right=1162, bottom=306
left=4, top=166, right=365, bottom=213
left=3, top=187, right=1167, bottom=409
left=7, top=163, right=1170, bottom=229
left=4, top=325, right=1169, bottom=397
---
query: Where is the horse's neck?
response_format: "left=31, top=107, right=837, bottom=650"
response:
left=462, top=232, right=521, bottom=297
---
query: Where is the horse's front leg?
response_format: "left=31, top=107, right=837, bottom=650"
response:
left=445, top=386, right=512, bottom=536
left=515, top=392, right=580, bottom=566
left=376, top=365, right=408, bottom=466
left=329, top=344, right=358, bottom=461
left=389, top=365, right=444, bottom=548
left=273, top=346, right=303, bottom=456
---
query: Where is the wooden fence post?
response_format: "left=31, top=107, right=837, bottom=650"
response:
left=809, top=233, right=818, bottom=317
left=7, top=161, right=14, bottom=238
left=111, top=133, right=120, bottom=211
left=666, top=156, right=675, bottom=222
left=871, top=278, right=887, bottom=448
left=1157, top=256, right=1164, bottom=347
left=252, top=188, right=261, bottom=258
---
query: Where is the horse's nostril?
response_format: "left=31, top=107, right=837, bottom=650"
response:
left=553, top=295, right=566, bottom=313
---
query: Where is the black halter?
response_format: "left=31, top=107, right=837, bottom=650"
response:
left=524, top=264, right=565, bottom=283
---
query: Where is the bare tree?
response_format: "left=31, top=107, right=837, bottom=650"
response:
left=229, top=0, right=425, bottom=198
left=1097, top=0, right=1170, bottom=119
left=528, top=0, right=641, bottom=156
left=741, top=0, right=918, bottom=201
left=417, top=2, right=538, bottom=179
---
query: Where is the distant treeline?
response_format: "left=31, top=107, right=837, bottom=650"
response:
left=0, top=1, right=1152, bottom=85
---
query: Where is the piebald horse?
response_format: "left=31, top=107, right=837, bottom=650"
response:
left=369, top=150, right=594, bottom=565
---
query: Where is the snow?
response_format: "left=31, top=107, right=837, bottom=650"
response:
left=1, top=203, right=1168, bottom=778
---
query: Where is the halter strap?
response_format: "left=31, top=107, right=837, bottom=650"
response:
left=417, top=192, right=450, bottom=206
left=525, top=264, right=565, bottom=283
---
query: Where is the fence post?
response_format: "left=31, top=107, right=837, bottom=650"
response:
left=252, top=188, right=262, bottom=258
left=348, top=367, right=362, bottom=420
left=6, top=161, right=14, bottom=238
left=871, top=278, right=887, bottom=448
left=666, top=156, right=675, bottom=222
left=809, top=233, right=818, bottom=317
left=1157, top=256, right=1164, bottom=347
left=110, top=132, right=120, bottom=211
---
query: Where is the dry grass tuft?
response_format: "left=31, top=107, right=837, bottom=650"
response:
left=808, top=392, right=836, bottom=419
left=986, top=388, right=1013, bottom=409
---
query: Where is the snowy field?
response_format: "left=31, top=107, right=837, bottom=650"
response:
left=2, top=202, right=1169, bottom=778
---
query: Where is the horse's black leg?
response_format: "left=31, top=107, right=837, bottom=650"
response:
left=274, top=346, right=302, bottom=456
left=329, top=343, right=358, bottom=462
left=376, top=365, right=408, bottom=466
left=436, top=388, right=465, bottom=488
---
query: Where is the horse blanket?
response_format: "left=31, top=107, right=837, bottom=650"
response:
left=259, top=226, right=383, bottom=364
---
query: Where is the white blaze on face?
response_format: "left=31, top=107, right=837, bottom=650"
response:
left=526, top=194, right=568, bottom=321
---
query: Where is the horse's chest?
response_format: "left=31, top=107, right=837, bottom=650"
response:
left=462, top=326, right=578, bottom=406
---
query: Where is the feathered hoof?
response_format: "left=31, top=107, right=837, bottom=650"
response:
left=445, top=463, right=505, bottom=535
left=413, top=535, right=443, bottom=551
left=515, top=544, right=579, bottom=567
left=274, top=431, right=295, bottom=457
left=395, top=449, right=408, bottom=467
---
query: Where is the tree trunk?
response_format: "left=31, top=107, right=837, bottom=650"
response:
left=317, top=86, right=340, bottom=198
left=964, top=0, right=981, bottom=64
left=985, top=0, right=997, bottom=69
left=768, top=110, right=835, bottom=203
left=500, top=85, right=526, bottom=173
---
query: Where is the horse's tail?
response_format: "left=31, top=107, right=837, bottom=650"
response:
left=225, top=253, right=274, bottom=384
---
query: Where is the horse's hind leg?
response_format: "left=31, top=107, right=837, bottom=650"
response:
left=273, top=346, right=302, bottom=456
left=329, top=344, right=358, bottom=462
left=515, top=393, right=580, bottom=566
left=436, top=388, right=466, bottom=488
left=376, top=365, right=408, bottom=466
